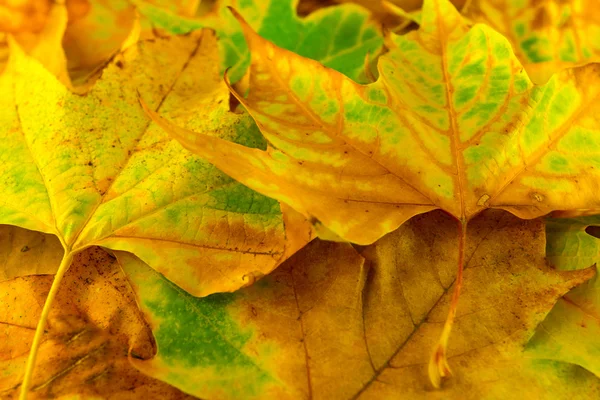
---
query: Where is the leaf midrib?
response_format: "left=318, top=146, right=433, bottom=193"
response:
left=62, top=35, right=204, bottom=251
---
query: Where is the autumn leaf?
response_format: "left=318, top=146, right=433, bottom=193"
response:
left=121, top=210, right=594, bottom=399
left=1, top=28, right=307, bottom=296
left=525, top=215, right=600, bottom=378
left=463, top=0, right=600, bottom=84
left=1, top=27, right=311, bottom=396
left=134, top=0, right=384, bottom=83
left=150, top=0, right=600, bottom=246
left=144, top=0, right=600, bottom=384
left=0, top=246, right=191, bottom=399
left=0, top=225, right=63, bottom=281
left=354, top=210, right=595, bottom=398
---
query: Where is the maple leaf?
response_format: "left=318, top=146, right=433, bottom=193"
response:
left=134, top=0, right=384, bottom=83
left=0, top=225, right=63, bottom=281
left=525, top=215, right=600, bottom=378
left=463, top=0, right=600, bottom=84
left=146, top=0, right=600, bottom=381
left=121, top=210, right=594, bottom=399
left=1, top=29, right=310, bottom=396
left=0, top=246, right=192, bottom=399
left=150, top=0, right=600, bottom=245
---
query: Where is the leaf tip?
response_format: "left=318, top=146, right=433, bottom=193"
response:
left=227, top=7, right=261, bottom=49
left=227, top=7, right=251, bottom=34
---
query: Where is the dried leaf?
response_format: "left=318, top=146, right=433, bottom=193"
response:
left=0, top=225, right=63, bottom=281
left=354, top=210, right=595, bottom=398
left=122, top=210, right=594, bottom=398
left=0, top=247, right=192, bottom=399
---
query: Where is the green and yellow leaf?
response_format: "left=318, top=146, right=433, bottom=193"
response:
left=134, top=0, right=384, bottom=83
left=463, top=0, right=600, bottom=83
left=0, top=30, right=308, bottom=296
left=122, top=210, right=595, bottom=399
left=0, top=247, right=191, bottom=399
left=150, top=0, right=600, bottom=245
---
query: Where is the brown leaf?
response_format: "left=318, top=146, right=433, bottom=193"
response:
left=0, top=247, right=193, bottom=399
left=0, top=225, right=63, bottom=282
left=121, top=210, right=595, bottom=398
left=355, top=210, right=595, bottom=397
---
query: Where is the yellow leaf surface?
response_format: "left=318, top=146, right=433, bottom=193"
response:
left=1, top=29, right=309, bottom=296
left=0, top=247, right=192, bottom=399
left=149, top=0, right=600, bottom=246
left=122, top=210, right=596, bottom=398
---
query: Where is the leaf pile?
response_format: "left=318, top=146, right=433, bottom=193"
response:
left=1, top=0, right=600, bottom=399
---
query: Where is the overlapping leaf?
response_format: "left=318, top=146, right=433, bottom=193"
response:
left=0, top=246, right=191, bottom=399
left=150, top=0, right=600, bottom=245
left=121, top=210, right=594, bottom=399
left=0, top=30, right=309, bottom=296
left=463, top=0, right=600, bottom=83
left=135, top=0, right=383, bottom=83
left=525, top=216, right=600, bottom=377
left=0, top=225, right=62, bottom=281
left=0, top=0, right=137, bottom=90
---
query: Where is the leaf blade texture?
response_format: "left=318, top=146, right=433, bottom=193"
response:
left=0, top=30, right=307, bottom=296
left=0, top=247, right=192, bottom=399
left=153, top=0, right=600, bottom=245
left=123, top=210, right=594, bottom=399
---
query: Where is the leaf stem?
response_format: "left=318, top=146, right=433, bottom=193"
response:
left=428, top=218, right=467, bottom=388
left=19, top=251, right=73, bottom=400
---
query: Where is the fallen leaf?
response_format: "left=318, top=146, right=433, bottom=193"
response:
left=0, top=225, right=63, bottom=281
left=463, top=0, right=600, bottom=83
left=122, top=210, right=595, bottom=398
left=1, top=29, right=306, bottom=296
left=354, top=210, right=595, bottom=398
left=525, top=215, right=600, bottom=378
left=0, top=246, right=192, bottom=399
left=150, top=0, right=600, bottom=247
left=134, top=0, right=384, bottom=83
